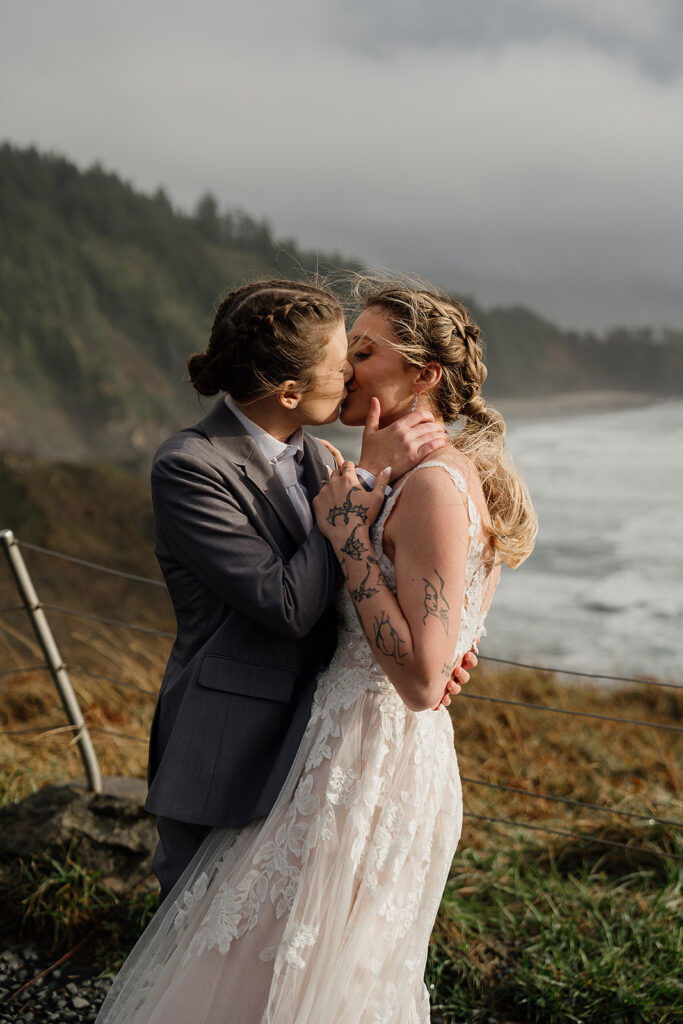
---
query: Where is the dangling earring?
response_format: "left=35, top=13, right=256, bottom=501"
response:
left=410, top=392, right=419, bottom=412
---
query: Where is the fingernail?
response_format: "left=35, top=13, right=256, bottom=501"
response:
left=382, top=466, right=391, bottom=475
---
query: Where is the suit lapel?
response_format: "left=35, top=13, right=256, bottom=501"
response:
left=198, top=399, right=308, bottom=547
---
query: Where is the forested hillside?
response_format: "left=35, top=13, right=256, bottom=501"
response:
left=1, top=143, right=681, bottom=465
left=0, top=144, right=360, bottom=463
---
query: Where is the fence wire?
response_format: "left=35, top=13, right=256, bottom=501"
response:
left=460, top=691, right=683, bottom=732
left=0, top=664, right=49, bottom=680
left=464, top=812, right=683, bottom=862
left=0, top=723, right=83, bottom=738
left=41, top=603, right=175, bottom=639
left=4, top=718, right=680, bottom=835
left=460, top=775, right=683, bottom=829
left=89, top=726, right=149, bottom=743
left=69, top=666, right=157, bottom=697
left=17, top=540, right=166, bottom=587
left=480, top=654, right=683, bottom=691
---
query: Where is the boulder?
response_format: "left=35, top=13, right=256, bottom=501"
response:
left=0, top=779, right=157, bottom=894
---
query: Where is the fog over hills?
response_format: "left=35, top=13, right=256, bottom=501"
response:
left=1, top=144, right=681, bottom=467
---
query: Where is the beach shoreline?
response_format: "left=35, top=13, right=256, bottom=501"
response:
left=313, top=389, right=670, bottom=454
left=493, top=389, right=666, bottom=424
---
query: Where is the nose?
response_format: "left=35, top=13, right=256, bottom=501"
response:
left=343, top=359, right=353, bottom=383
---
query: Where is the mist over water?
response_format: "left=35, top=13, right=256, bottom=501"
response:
left=482, top=400, right=683, bottom=682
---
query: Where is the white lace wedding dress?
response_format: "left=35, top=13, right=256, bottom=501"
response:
left=97, top=462, right=496, bottom=1024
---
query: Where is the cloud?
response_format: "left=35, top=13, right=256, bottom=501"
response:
left=0, top=0, right=681, bottom=328
left=332, top=0, right=683, bottom=80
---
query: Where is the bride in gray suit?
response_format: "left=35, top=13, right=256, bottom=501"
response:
left=98, top=279, right=536, bottom=1023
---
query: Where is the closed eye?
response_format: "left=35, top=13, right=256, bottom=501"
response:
left=353, top=350, right=371, bottom=360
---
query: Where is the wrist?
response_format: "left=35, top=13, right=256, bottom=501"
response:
left=356, top=467, right=393, bottom=496
left=357, top=449, right=382, bottom=476
left=331, top=523, right=371, bottom=560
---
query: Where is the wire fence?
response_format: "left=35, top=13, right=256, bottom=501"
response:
left=17, top=540, right=167, bottom=587
left=459, top=691, right=683, bottom=732
left=463, top=813, right=683, bottom=862
left=479, top=654, right=683, bottom=692
left=8, top=537, right=683, bottom=688
left=1, top=535, right=681, bottom=863
left=42, top=603, right=175, bottom=639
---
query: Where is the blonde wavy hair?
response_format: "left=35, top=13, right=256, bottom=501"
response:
left=352, top=278, right=537, bottom=568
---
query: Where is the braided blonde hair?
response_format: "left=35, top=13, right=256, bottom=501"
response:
left=355, top=280, right=537, bottom=568
left=188, top=280, right=344, bottom=401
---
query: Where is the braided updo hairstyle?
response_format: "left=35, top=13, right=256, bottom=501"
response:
left=188, top=280, right=344, bottom=401
left=356, top=282, right=537, bottom=568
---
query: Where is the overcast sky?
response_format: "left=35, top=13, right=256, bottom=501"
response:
left=2, top=0, right=682, bottom=330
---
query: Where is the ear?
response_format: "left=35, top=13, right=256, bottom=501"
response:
left=277, top=380, right=303, bottom=410
left=415, top=363, right=442, bottom=393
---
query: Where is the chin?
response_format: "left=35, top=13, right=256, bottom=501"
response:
left=339, top=403, right=365, bottom=427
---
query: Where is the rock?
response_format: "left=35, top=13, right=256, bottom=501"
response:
left=0, top=943, right=116, bottom=1023
left=0, top=780, right=157, bottom=894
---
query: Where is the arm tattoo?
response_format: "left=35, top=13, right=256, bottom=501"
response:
left=326, top=486, right=369, bottom=527
left=422, top=569, right=450, bottom=632
left=441, top=661, right=453, bottom=678
left=373, top=610, right=407, bottom=665
left=350, top=559, right=383, bottom=603
left=341, top=524, right=369, bottom=562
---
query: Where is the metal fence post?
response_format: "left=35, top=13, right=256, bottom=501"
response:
left=0, top=529, right=102, bottom=793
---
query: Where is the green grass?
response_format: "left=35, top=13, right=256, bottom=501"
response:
left=0, top=851, right=157, bottom=970
left=2, top=835, right=680, bottom=1021
left=426, top=841, right=682, bottom=1023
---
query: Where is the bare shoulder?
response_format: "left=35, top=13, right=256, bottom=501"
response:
left=396, top=449, right=477, bottom=507
left=382, top=452, right=470, bottom=551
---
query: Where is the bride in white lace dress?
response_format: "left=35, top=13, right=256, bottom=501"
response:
left=97, top=284, right=536, bottom=1024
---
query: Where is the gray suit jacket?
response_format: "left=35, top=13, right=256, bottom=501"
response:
left=146, top=400, right=340, bottom=827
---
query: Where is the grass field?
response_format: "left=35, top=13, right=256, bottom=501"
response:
left=1, top=599, right=680, bottom=1022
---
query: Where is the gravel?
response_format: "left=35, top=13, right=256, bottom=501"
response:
left=0, top=946, right=465, bottom=1022
left=0, top=946, right=113, bottom=1023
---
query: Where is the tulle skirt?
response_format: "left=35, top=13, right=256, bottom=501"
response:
left=97, top=653, right=462, bottom=1024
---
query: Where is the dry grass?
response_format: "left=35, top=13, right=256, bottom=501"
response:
left=1, top=605, right=681, bottom=839
left=0, top=623, right=166, bottom=799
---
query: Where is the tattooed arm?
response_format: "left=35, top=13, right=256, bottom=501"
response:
left=313, top=461, right=471, bottom=712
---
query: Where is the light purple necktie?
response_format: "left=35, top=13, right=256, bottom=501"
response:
left=273, top=448, right=313, bottom=534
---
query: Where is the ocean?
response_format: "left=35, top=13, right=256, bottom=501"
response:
left=321, top=398, right=683, bottom=684
left=482, top=399, right=683, bottom=683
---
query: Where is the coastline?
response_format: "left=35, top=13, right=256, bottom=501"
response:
left=493, top=389, right=665, bottom=424
left=313, top=389, right=670, bottom=455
